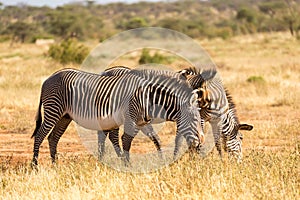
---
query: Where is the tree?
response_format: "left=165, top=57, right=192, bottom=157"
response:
left=284, top=0, right=300, bottom=38
left=44, top=6, right=103, bottom=40
left=236, top=8, right=256, bottom=24
left=5, top=21, right=35, bottom=45
left=46, top=11, right=79, bottom=39
left=259, top=1, right=286, bottom=18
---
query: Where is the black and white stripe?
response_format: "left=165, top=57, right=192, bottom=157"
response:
left=217, top=93, right=253, bottom=161
left=120, top=70, right=203, bottom=161
left=31, top=68, right=203, bottom=166
left=98, top=66, right=253, bottom=161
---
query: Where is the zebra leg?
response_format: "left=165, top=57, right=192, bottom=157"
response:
left=32, top=118, right=60, bottom=166
left=140, top=125, right=163, bottom=159
left=108, top=129, right=122, bottom=157
left=173, top=133, right=183, bottom=160
left=213, top=129, right=222, bottom=158
left=121, top=133, right=136, bottom=164
left=121, top=119, right=139, bottom=165
left=211, top=119, right=223, bottom=159
left=97, top=130, right=109, bottom=160
left=47, top=115, right=72, bottom=164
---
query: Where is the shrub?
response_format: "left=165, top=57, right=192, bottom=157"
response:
left=236, top=8, right=257, bottom=24
left=217, top=27, right=233, bottom=40
left=247, top=75, right=265, bottom=84
left=117, top=17, right=148, bottom=30
left=139, top=49, right=174, bottom=65
left=48, top=39, right=89, bottom=64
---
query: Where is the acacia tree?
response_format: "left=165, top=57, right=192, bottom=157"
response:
left=284, top=0, right=300, bottom=37
left=46, top=11, right=79, bottom=39
left=44, top=6, right=103, bottom=40
left=5, top=21, right=35, bottom=45
left=258, top=0, right=300, bottom=36
left=259, top=1, right=286, bottom=18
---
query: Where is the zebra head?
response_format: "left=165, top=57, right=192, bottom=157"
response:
left=179, top=67, right=254, bottom=163
left=223, top=123, right=253, bottom=162
left=221, top=94, right=253, bottom=162
left=180, top=101, right=205, bottom=153
left=179, top=67, right=219, bottom=110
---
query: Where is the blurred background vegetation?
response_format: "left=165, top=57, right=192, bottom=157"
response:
left=0, top=0, right=299, bottom=42
left=0, top=0, right=299, bottom=63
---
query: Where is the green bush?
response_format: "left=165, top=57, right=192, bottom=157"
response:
left=247, top=75, right=265, bottom=84
left=117, top=17, right=148, bottom=30
left=236, top=8, right=257, bottom=24
left=139, top=49, right=173, bottom=65
left=48, top=39, right=89, bottom=64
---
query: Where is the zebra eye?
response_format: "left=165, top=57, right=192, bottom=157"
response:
left=198, top=90, right=204, bottom=99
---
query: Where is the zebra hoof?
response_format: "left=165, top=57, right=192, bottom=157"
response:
left=30, top=161, right=38, bottom=171
left=158, top=151, right=164, bottom=160
left=120, top=156, right=131, bottom=167
left=97, top=155, right=103, bottom=161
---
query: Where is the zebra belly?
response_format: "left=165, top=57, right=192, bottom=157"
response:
left=151, top=118, right=166, bottom=124
left=70, top=114, right=121, bottom=131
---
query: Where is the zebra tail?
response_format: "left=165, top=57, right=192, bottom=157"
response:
left=31, top=98, right=42, bottom=139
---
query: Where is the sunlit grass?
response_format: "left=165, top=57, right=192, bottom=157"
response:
left=0, top=146, right=299, bottom=199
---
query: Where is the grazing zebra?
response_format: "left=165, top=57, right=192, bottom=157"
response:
left=216, top=92, right=253, bottom=161
left=31, top=68, right=204, bottom=166
left=97, top=66, right=206, bottom=159
left=187, top=67, right=253, bottom=161
left=98, top=66, right=253, bottom=161
left=163, top=67, right=253, bottom=161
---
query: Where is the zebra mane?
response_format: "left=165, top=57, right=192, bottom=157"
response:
left=105, top=65, right=131, bottom=70
left=181, top=67, right=217, bottom=81
left=102, top=67, right=193, bottom=98
left=225, top=89, right=239, bottom=124
left=100, top=66, right=131, bottom=76
left=130, top=69, right=194, bottom=100
left=130, top=68, right=186, bottom=81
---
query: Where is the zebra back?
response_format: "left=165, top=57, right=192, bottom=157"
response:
left=100, top=66, right=131, bottom=76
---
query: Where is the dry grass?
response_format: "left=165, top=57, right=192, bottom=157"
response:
left=0, top=149, right=299, bottom=199
left=0, top=32, right=300, bottom=199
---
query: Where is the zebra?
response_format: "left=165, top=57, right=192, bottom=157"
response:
left=165, top=67, right=253, bottom=161
left=98, top=66, right=253, bottom=162
left=97, top=66, right=203, bottom=159
left=186, top=69, right=253, bottom=161
left=31, top=68, right=204, bottom=166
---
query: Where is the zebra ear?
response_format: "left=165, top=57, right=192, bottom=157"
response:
left=178, top=69, right=189, bottom=79
left=239, top=124, right=253, bottom=131
left=179, top=68, right=194, bottom=78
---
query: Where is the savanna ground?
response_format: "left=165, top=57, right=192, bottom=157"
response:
left=0, top=32, right=299, bottom=199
